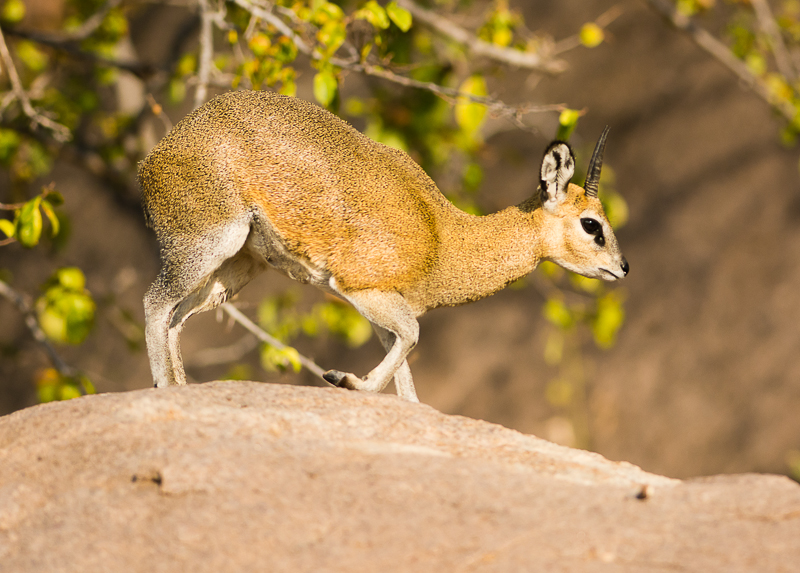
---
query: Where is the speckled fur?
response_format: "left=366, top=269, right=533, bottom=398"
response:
left=140, top=91, right=627, bottom=401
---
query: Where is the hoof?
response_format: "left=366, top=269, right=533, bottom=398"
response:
left=323, top=370, right=361, bottom=390
left=323, top=369, right=346, bottom=386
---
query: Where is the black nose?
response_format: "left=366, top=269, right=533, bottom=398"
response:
left=621, top=258, right=629, bottom=276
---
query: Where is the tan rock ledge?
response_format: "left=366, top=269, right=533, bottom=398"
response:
left=0, top=381, right=798, bottom=572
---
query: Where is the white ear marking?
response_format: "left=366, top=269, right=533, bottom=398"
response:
left=540, top=142, right=575, bottom=209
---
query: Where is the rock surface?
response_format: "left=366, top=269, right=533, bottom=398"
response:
left=0, top=381, right=798, bottom=572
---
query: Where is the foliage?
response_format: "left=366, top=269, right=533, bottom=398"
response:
left=35, top=367, right=95, bottom=403
left=36, top=267, right=95, bottom=346
left=0, top=185, right=61, bottom=247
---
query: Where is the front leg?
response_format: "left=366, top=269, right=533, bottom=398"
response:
left=322, top=289, right=420, bottom=401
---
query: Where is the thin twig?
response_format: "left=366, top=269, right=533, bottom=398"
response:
left=3, top=27, right=157, bottom=79
left=0, top=200, right=26, bottom=210
left=188, top=333, right=259, bottom=367
left=194, top=0, right=215, bottom=109
left=0, top=27, right=72, bottom=141
left=395, top=0, right=567, bottom=74
left=645, top=0, right=796, bottom=122
left=221, top=302, right=328, bottom=380
left=751, top=0, right=797, bottom=81
left=0, top=279, right=79, bottom=378
left=146, top=93, right=172, bottom=131
left=357, top=62, right=568, bottom=119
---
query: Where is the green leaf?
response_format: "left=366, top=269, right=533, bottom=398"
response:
left=56, top=267, right=86, bottom=291
left=279, top=78, right=297, bottom=97
left=592, top=291, right=626, bottom=349
left=175, top=53, right=197, bottom=76
left=463, top=162, right=483, bottom=191
left=543, top=296, right=574, bottom=330
left=579, top=23, right=604, bottom=48
left=491, top=27, right=513, bottom=47
left=37, top=269, right=95, bottom=344
left=386, top=1, right=412, bottom=32
left=313, top=1, right=344, bottom=23
left=570, top=273, right=601, bottom=294
left=40, top=200, right=60, bottom=238
left=556, top=109, right=580, bottom=141
left=355, top=0, right=390, bottom=30
left=317, top=20, right=346, bottom=54
left=260, top=344, right=302, bottom=373
left=0, top=218, right=15, bottom=239
left=538, top=260, right=564, bottom=279
left=35, top=368, right=91, bottom=403
left=38, top=306, right=67, bottom=343
left=1, top=0, right=25, bottom=24
left=17, top=196, right=42, bottom=248
left=455, top=75, right=488, bottom=137
left=313, top=70, right=338, bottom=107
left=43, top=190, right=64, bottom=206
left=248, top=33, right=271, bottom=58
left=745, top=52, right=767, bottom=77
left=316, top=301, right=372, bottom=347
left=16, top=41, right=48, bottom=73
left=79, top=375, right=95, bottom=395
left=100, top=9, right=129, bottom=40
left=0, top=128, right=20, bottom=163
left=168, top=78, right=186, bottom=103
left=58, top=384, right=82, bottom=400
left=18, top=140, right=53, bottom=181
left=364, top=119, right=409, bottom=152
left=599, top=187, right=629, bottom=229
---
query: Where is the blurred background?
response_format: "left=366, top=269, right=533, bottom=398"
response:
left=1, top=0, right=799, bottom=480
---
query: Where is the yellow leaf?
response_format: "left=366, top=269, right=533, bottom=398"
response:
left=579, top=23, right=604, bottom=48
left=455, top=75, right=488, bottom=137
left=386, top=1, right=412, bottom=32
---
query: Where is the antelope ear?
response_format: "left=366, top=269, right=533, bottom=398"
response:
left=540, top=141, right=575, bottom=212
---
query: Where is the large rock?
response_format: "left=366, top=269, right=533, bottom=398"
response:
left=0, top=381, right=798, bottom=571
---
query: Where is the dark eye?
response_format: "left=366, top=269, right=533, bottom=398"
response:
left=581, top=218, right=601, bottom=235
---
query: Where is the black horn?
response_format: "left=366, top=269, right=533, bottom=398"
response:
left=584, top=126, right=609, bottom=198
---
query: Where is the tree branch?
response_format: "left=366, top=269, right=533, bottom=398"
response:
left=751, top=0, right=797, bottom=81
left=395, top=0, right=567, bottom=74
left=194, top=0, right=216, bottom=109
left=188, top=333, right=259, bottom=367
left=3, top=26, right=157, bottom=79
left=221, top=302, right=328, bottom=380
left=0, top=27, right=71, bottom=142
left=356, top=62, right=568, bottom=120
left=644, top=0, right=796, bottom=122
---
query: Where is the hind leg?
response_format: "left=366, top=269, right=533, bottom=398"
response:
left=144, top=221, right=263, bottom=387
left=372, top=324, right=418, bottom=402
